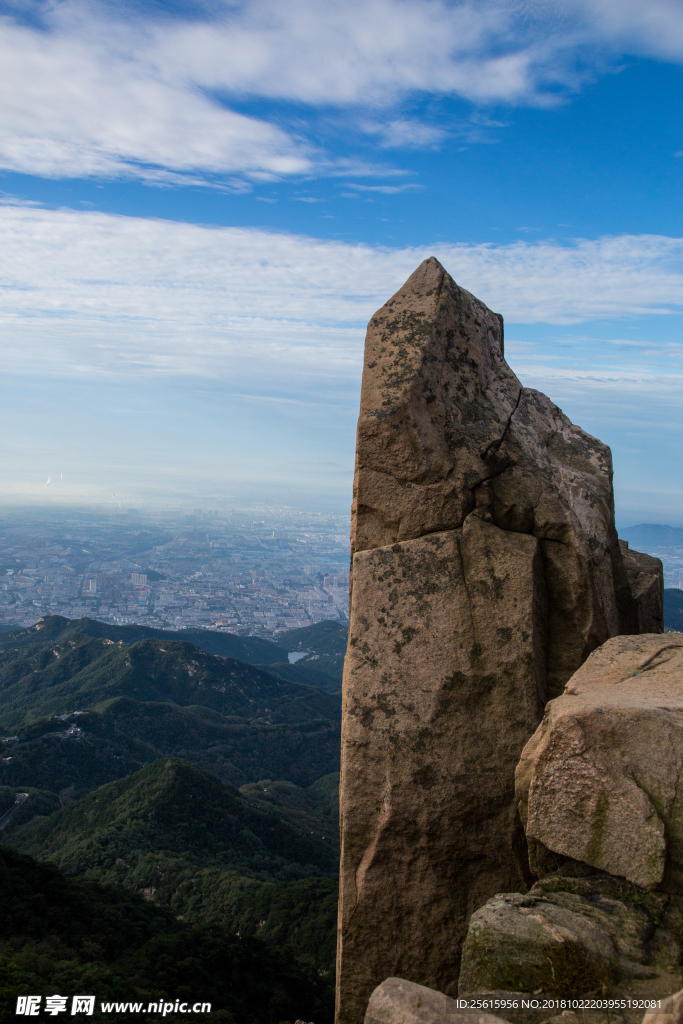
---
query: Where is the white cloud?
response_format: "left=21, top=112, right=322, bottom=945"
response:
left=0, top=10, right=313, bottom=183
left=156, top=0, right=528, bottom=106
left=576, top=0, right=683, bottom=61
left=356, top=119, right=450, bottom=150
left=2, top=199, right=682, bottom=514
left=2, top=205, right=683, bottom=392
left=506, top=363, right=683, bottom=395
left=1, top=0, right=683, bottom=184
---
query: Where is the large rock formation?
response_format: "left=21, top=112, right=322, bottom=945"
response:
left=336, top=258, right=662, bottom=1024
left=516, top=632, right=683, bottom=890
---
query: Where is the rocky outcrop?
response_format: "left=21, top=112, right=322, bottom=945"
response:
left=619, top=540, right=663, bottom=634
left=457, top=632, right=683, bottom=1017
left=336, top=258, right=662, bottom=1024
left=458, top=873, right=683, bottom=1014
left=365, top=978, right=507, bottom=1024
left=516, top=632, right=683, bottom=890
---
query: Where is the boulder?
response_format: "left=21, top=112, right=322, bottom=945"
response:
left=458, top=874, right=683, bottom=1015
left=365, top=978, right=506, bottom=1024
left=336, top=258, right=663, bottom=1024
left=516, top=633, right=683, bottom=890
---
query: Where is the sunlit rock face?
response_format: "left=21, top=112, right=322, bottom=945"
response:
left=335, top=257, right=661, bottom=1024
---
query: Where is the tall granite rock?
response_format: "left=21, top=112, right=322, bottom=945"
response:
left=336, top=258, right=661, bottom=1024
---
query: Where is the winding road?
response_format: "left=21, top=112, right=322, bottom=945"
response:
left=0, top=792, right=28, bottom=831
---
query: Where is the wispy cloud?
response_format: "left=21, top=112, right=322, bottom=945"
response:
left=360, top=119, right=449, bottom=149
left=0, top=9, right=313, bottom=183
left=2, top=205, right=683, bottom=391
left=1, top=1, right=683, bottom=185
left=346, top=183, right=422, bottom=194
left=1, top=198, right=682, bottom=515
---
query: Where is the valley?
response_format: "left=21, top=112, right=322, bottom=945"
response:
left=0, top=614, right=346, bottom=1020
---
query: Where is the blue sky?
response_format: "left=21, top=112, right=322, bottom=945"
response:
left=1, top=0, right=683, bottom=524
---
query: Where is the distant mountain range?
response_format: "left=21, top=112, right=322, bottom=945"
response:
left=0, top=614, right=347, bottom=687
left=0, top=616, right=345, bottom=993
left=25, top=615, right=349, bottom=662
left=620, top=523, right=683, bottom=549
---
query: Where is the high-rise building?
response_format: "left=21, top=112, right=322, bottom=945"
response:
left=323, top=573, right=349, bottom=588
left=131, top=572, right=147, bottom=586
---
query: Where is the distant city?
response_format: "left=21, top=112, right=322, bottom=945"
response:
left=665, top=564, right=683, bottom=589
left=0, top=506, right=351, bottom=637
left=2, top=511, right=682, bottom=639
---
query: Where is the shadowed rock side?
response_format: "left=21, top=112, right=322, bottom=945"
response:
left=619, top=540, right=664, bottom=634
left=336, top=258, right=662, bottom=1024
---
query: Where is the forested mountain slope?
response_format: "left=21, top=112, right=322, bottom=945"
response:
left=0, top=631, right=340, bottom=731
left=0, top=844, right=333, bottom=1023
left=1, top=698, right=339, bottom=795
left=7, top=759, right=341, bottom=972
left=0, top=618, right=344, bottom=993
left=10, top=758, right=338, bottom=881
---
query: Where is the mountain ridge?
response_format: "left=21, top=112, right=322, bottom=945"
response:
left=0, top=613, right=347, bottom=661
left=0, top=628, right=341, bottom=731
left=9, top=757, right=338, bottom=882
left=620, top=523, right=683, bottom=549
